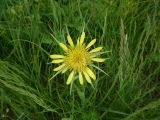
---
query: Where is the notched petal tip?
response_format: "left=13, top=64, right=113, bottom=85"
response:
left=62, top=67, right=68, bottom=73
left=86, top=39, right=96, bottom=49
left=79, top=32, right=85, bottom=45
left=83, top=72, right=92, bottom=84
left=86, top=67, right=96, bottom=80
left=89, top=47, right=103, bottom=53
left=52, top=59, right=63, bottom=63
left=66, top=71, right=74, bottom=85
left=50, top=54, right=65, bottom=59
left=92, top=58, right=105, bottom=62
left=77, top=37, right=80, bottom=45
left=59, top=43, right=68, bottom=51
left=67, top=35, right=74, bottom=47
left=79, top=72, right=83, bottom=85
left=54, top=64, right=65, bottom=71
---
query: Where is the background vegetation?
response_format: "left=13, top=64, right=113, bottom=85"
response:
left=0, top=0, right=160, bottom=119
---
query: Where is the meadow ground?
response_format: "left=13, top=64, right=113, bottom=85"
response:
left=0, top=0, right=160, bottom=120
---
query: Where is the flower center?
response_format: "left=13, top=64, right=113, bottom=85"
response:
left=64, top=45, right=91, bottom=72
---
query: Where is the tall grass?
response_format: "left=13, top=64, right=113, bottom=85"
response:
left=0, top=0, right=160, bottom=119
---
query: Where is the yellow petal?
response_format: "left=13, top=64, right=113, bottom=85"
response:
left=86, top=39, right=96, bottom=49
left=52, top=59, right=63, bottom=63
left=92, top=58, right=105, bottom=62
left=86, top=67, right=96, bottom=80
left=83, top=72, right=91, bottom=83
left=59, top=43, right=68, bottom=51
left=54, top=64, right=65, bottom=71
left=50, top=54, right=65, bottom=59
left=62, top=67, right=68, bottom=73
left=67, top=35, right=74, bottom=47
left=77, top=37, right=80, bottom=45
left=79, top=32, right=85, bottom=45
left=66, top=71, right=74, bottom=85
left=79, top=72, right=83, bottom=85
left=89, top=47, right=103, bottom=53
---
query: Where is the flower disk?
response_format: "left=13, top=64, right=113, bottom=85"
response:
left=64, top=45, right=91, bottom=73
left=50, top=32, right=105, bottom=85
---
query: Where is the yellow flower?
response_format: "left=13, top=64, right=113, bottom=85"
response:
left=50, top=32, right=105, bottom=85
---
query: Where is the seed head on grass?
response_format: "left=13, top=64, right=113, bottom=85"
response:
left=50, top=32, right=105, bottom=85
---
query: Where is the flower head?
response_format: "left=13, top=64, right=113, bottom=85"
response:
left=50, top=32, right=105, bottom=85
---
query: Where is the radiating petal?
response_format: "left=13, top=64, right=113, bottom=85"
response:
left=54, top=64, right=65, bottom=71
left=59, top=43, right=68, bottom=51
left=79, top=32, right=85, bottom=45
left=77, top=37, right=80, bottom=45
left=91, top=55, right=96, bottom=58
left=86, top=39, right=96, bottom=49
left=66, top=71, right=74, bottom=85
left=79, top=72, right=83, bottom=85
left=92, top=58, right=105, bottom=62
left=89, top=47, right=103, bottom=53
left=83, top=72, right=91, bottom=83
left=86, top=67, right=96, bottom=80
left=52, top=59, right=63, bottom=63
left=62, top=67, right=68, bottom=73
left=67, top=35, right=74, bottom=47
left=50, top=54, right=65, bottom=59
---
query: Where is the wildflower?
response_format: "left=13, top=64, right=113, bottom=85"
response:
left=50, top=32, right=105, bottom=85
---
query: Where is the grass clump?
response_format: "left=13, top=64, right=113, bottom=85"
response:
left=0, top=0, right=159, bottom=119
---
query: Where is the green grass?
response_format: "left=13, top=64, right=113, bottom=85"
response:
left=0, top=0, right=160, bottom=120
